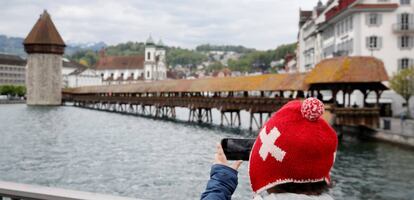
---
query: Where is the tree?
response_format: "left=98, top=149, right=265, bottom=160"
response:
left=0, top=85, right=16, bottom=99
left=195, top=44, right=255, bottom=54
left=15, top=85, right=26, bottom=97
left=166, top=47, right=208, bottom=69
left=390, top=67, right=414, bottom=118
left=206, top=62, right=225, bottom=72
left=79, top=59, right=89, bottom=67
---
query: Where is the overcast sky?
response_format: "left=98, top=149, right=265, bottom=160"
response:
left=0, top=0, right=325, bottom=50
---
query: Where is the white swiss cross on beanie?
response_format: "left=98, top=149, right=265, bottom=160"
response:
left=258, top=126, right=286, bottom=162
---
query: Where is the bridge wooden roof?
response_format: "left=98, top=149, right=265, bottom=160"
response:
left=305, top=56, right=388, bottom=84
left=63, top=73, right=308, bottom=94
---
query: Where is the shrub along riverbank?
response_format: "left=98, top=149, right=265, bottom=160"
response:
left=0, top=85, right=26, bottom=99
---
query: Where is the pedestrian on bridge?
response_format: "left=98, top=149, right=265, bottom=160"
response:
left=201, top=98, right=338, bottom=200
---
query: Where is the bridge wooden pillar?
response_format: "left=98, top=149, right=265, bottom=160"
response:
left=189, top=107, right=212, bottom=124
left=249, top=111, right=272, bottom=131
left=220, top=110, right=241, bottom=128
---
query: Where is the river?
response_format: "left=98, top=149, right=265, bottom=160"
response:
left=0, top=104, right=413, bottom=200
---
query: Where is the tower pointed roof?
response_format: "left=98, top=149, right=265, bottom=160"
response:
left=24, top=10, right=65, bottom=46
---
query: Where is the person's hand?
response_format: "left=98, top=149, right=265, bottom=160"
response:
left=214, top=143, right=243, bottom=171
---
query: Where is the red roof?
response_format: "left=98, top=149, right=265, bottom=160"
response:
left=325, top=0, right=398, bottom=21
left=95, top=55, right=145, bottom=70
left=352, top=3, right=399, bottom=10
left=299, top=10, right=312, bottom=26
left=325, top=0, right=357, bottom=21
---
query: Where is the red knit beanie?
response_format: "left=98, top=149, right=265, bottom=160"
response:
left=249, top=97, right=338, bottom=194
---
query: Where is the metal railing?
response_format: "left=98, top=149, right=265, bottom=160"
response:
left=0, top=181, right=140, bottom=200
left=393, top=23, right=414, bottom=33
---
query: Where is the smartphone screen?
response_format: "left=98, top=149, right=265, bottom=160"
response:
left=221, top=138, right=255, bottom=161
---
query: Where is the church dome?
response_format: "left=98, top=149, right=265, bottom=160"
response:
left=146, top=35, right=155, bottom=46
left=156, top=39, right=164, bottom=48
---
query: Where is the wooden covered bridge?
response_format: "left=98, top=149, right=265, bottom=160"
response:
left=63, top=56, right=389, bottom=131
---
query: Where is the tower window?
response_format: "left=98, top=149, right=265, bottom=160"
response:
left=147, top=52, right=151, bottom=60
left=147, top=71, right=150, bottom=78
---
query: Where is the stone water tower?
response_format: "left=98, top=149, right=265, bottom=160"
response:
left=23, top=10, right=66, bottom=105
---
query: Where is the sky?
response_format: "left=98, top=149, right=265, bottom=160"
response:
left=0, top=0, right=325, bottom=50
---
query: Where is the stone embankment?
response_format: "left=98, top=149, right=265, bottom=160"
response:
left=374, top=118, right=414, bottom=148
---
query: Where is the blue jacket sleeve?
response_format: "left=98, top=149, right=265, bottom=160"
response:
left=200, top=164, right=238, bottom=200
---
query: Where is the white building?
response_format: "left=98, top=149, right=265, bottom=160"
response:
left=62, top=59, right=102, bottom=88
left=96, top=36, right=167, bottom=84
left=0, top=54, right=26, bottom=86
left=298, top=0, right=414, bottom=75
left=297, top=0, right=414, bottom=116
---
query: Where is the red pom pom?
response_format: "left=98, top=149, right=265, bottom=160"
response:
left=301, top=97, right=325, bottom=121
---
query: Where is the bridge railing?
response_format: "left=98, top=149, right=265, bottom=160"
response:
left=67, top=95, right=292, bottom=113
left=333, top=107, right=380, bottom=129
left=0, top=180, right=139, bottom=200
left=65, top=94, right=381, bottom=129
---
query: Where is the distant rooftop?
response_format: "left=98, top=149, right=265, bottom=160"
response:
left=95, top=54, right=145, bottom=70
left=0, top=53, right=26, bottom=66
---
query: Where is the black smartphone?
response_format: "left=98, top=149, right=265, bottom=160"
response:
left=221, top=138, right=255, bottom=161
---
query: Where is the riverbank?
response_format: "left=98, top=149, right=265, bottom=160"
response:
left=0, top=100, right=25, bottom=104
left=372, top=117, right=414, bottom=149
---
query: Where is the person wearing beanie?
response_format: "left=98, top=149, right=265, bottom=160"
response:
left=201, top=98, right=338, bottom=200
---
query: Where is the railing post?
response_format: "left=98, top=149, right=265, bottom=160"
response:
left=249, top=112, right=253, bottom=131
left=237, top=111, right=241, bottom=127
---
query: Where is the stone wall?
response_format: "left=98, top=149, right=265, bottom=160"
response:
left=26, top=53, right=62, bottom=105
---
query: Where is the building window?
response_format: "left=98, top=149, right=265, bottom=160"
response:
left=147, top=52, right=151, bottom=60
left=399, top=35, right=414, bottom=49
left=336, top=16, right=353, bottom=36
left=399, top=13, right=410, bottom=30
left=366, top=36, right=382, bottom=50
left=367, top=13, right=381, bottom=26
left=336, top=39, right=354, bottom=56
left=400, top=0, right=411, bottom=5
left=398, top=58, right=414, bottom=70
left=147, top=71, right=150, bottom=78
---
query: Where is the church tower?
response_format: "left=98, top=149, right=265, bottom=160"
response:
left=144, top=35, right=156, bottom=80
left=23, top=10, right=66, bottom=105
left=156, top=39, right=167, bottom=80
